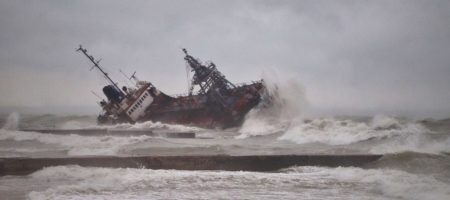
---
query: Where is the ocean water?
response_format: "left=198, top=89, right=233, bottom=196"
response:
left=0, top=113, right=449, bottom=200
left=0, top=76, right=449, bottom=200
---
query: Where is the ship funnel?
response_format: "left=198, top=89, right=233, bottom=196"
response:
left=102, top=85, right=124, bottom=103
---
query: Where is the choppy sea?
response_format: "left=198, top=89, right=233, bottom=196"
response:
left=0, top=112, right=449, bottom=200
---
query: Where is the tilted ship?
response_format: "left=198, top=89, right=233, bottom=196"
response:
left=77, top=46, right=265, bottom=129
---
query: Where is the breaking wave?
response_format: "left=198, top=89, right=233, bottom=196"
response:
left=278, top=116, right=450, bottom=154
left=2, top=112, right=20, bottom=130
left=0, top=112, right=202, bottom=156
left=367, top=152, right=450, bottom=179
left=0, top=129, right=153, bottom=156
left=26, top=165, right=450, bottom=200
left=237, top=69, right=307, bottom=138
left=1, top=112, right=200, bottom=133
left=369, top=132, right=450, bottom=155
left=100, top=121, right=202, bottom=132
left=279, top=116, right=424, bottom=145
left=282, top=166, right=450, bottom=200
left=235, top=71, right=449, bottom=155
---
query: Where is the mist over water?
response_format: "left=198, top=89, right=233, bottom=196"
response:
left=236, top=71, right=450, bottom=156
left=0, top=77, right=449, bottom=199
left=238, top=69, right=307, bottom=138
left=2, top=112, right=20, bottom=130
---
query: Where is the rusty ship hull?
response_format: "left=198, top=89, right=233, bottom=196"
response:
left=78, top=46, right=265, bottom=129
left=141, top=82, right=264, bottom=128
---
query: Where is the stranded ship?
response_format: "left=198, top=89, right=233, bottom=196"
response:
left=77, top=46, right=265, bottom=129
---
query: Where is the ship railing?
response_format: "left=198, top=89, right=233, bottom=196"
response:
left=169, top=80, right=262, bottom=97
left=233, top=80, right=263, bottom=87
left=170, top=92, right=194, bottom=97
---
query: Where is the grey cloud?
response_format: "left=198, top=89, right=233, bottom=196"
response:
left=0, top=0, right=449, bottom=117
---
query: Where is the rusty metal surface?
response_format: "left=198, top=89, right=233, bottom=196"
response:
left=142, top=82, right=264, bottom=128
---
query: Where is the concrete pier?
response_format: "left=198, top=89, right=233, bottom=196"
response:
left=0, top=154, right=382, bottom=176
left=20, top=129, right=195, bottom=138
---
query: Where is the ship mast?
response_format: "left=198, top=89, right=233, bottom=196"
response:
left=76, top=45, right=125, bottom=96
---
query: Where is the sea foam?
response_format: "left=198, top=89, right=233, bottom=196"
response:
left=26, top=165, right=450, bottom=200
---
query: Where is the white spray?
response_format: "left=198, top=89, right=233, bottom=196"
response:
left=2, top=112, right=20, bottom=130
left=237, top=69, right=308, bottom=138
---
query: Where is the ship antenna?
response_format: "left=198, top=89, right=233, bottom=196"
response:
left=76, top=45, right=125, bottom=96
left=119, top=69, right=133, bottom=86
left=129, top=71, right=139, bottom=82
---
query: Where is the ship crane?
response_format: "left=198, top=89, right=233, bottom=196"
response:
left=183, top=48, right=236, bottom=96
left=182, top=48, right=239, bottom=111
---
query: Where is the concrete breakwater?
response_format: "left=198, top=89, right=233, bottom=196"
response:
left=0, top=154, right=382, bottom=176
left=21, top=129, right=195, bottom=138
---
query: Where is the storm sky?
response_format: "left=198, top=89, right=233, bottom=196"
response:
left=0, top=0, right=449, bottom=117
